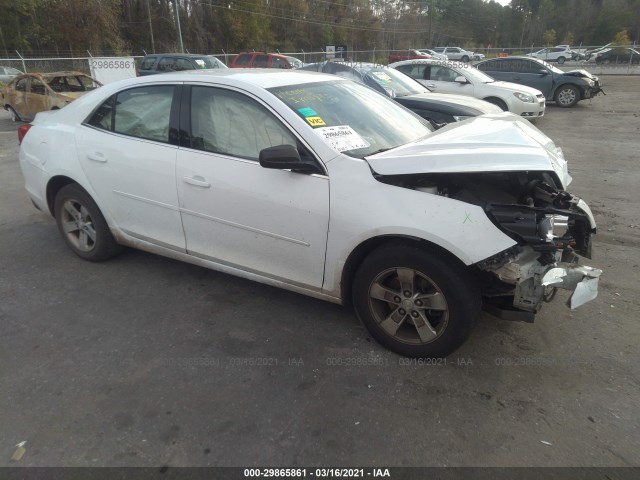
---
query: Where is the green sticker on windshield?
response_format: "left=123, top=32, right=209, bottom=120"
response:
left=298, top=107, right=318, bottom=117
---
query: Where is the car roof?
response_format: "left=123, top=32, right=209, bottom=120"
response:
left=144, top=53, right=216, bottom=58
left=110, top=69, right=341, bottom=90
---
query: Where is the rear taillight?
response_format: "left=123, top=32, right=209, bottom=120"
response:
left=18, top=124, right=32, bottom=144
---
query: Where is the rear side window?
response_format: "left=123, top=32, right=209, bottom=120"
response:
left=30, top=78, right=47, bottom=95
left=253, top=55, right=269, bottom=68
left=234, top=54, right=252, bottom=66
left=86, top=86, right=174, bottom=143
left=140, top=56, right=157, bottom=70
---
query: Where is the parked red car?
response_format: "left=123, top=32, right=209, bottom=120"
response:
left=229, top=52, right=300, bottom=69
left=387, top=49, right=432, bottom=63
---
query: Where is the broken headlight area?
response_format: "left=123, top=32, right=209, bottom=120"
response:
left=378, top=170, right=595, bottom=259
left=377, top=171, right=601, bottom=317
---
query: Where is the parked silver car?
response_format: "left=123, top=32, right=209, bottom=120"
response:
left=0, top=66, right=23, bottom=85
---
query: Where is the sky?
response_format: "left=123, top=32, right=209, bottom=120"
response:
left=492, top=0, right=512, bottom=5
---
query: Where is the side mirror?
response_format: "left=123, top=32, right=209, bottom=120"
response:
left=259, top=144, right=319, bottom=174
left=454, top=75, right=468, bottom=84
left=539, top=69, right=549, bottom=75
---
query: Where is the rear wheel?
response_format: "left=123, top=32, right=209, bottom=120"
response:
left=554, top=84, right=580, bottom=108
left=352, top=244, right=481, bottom=358
left=54, top=184, right=123, bottom=262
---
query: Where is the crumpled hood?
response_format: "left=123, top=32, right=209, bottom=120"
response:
left=365, top=113, right=571, bottom=187
left=564, top=69, right=597, bottom=80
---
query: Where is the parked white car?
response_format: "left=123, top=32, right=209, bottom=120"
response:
left=527, top=46, right=575, bottom=64
left=390, top=59, right=546, bottom=119
left=417, top=49, right=448, bottom=61
left=18, top=70, right=600, bottom=358
left=431, top=47, right=484, bottom=62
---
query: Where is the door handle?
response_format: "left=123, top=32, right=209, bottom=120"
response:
left=183, top=175, right=211, bottom=188
left=87, top=152, right=107, bottom=163
left=427, top=84, right=436, bottom=89
left=513, top=76, right=521, bottom=80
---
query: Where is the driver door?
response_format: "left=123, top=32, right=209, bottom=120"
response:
left=176, top=85, right=329, bottom=289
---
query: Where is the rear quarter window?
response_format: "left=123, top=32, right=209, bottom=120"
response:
left=86, top=86, right=174, bottom=143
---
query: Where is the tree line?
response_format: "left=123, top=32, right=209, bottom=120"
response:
left=1, top=0, right=638, bottom=58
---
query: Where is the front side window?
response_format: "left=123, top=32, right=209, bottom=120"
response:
left=429, top=66, right=458, bottom=82
left=86, top=86, right=174, bottom=143
left=140, top=57, right=157, bottom=70
left=253, top=55, right=269, bottom=68
left=271, top=57, right=288, bottom=69
left=16, top=78, right=28, bottom=92
left=190, top=86, right=297, bottom=161
left=30, top=78, right=47, bottom=95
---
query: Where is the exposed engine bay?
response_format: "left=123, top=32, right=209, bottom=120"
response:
left=377, top=170, right=601, bottom=318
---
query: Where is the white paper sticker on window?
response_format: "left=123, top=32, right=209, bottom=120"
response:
left=195, top=59, right=206, bottom=66
left=314, top=125, right=370, bottom=152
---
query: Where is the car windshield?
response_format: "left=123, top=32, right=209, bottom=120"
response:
left=361, top=66, right=427, bottom=97
left=537, top=59, right=563, bottom=73
left=465, top=66, right=496, bottom=83
left=285, top=56, right=303, bottom=69
left=269, top=80, right=433, bottom=158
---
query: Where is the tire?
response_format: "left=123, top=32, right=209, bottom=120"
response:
left=554, top=84, right=580, bottom=108
left=352, top=244, right=481, bottom=358
left=54, top=184, right=123, bottom=262
left=557, top=56, right=566, bottom=64
left=484, top=97, right=508, bottom=111
left=461, top=55, right=470, bottom=63
left=7, top=106, right=22, bottom=122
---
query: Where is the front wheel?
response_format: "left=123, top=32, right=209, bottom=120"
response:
left=7, top=106, right=22, bottom=122
left=54, top=184, right=123, bottom=262
left=461, top=55, right=470, bottom=63
left=554, top=84, right=580, bottom=107
left=557, top=56, right=566, bottom=64
left=352, top=244, right=481, bottom=358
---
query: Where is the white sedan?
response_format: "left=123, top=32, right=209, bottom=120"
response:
left=19, top=70, right=600, bottom=358
left=390, top=59, right=546, bottom=119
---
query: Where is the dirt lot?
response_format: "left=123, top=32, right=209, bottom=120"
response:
left=0, top=76, right=639, bottom=468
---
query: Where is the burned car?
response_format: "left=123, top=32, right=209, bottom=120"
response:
left=18, top=70, right=600, bottom=358
left=2, top=71, right=101, bottom=122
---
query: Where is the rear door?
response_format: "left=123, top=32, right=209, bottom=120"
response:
left=25, top=77, right=51, bottom=118
left=175, top=84, right=329, bottom=289
left=76, top=84, right=186, bottom=250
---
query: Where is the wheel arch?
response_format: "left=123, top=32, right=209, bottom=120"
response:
left=46, top=175, right=78, bottom=217
left=551, top=81, right=584, bottom=99
left=482, top=96, right=508, bottom=111
left=339, top=235, right=469, bottom=307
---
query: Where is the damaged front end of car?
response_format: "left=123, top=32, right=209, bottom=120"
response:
left=379, top=169, right=601, bottom=322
